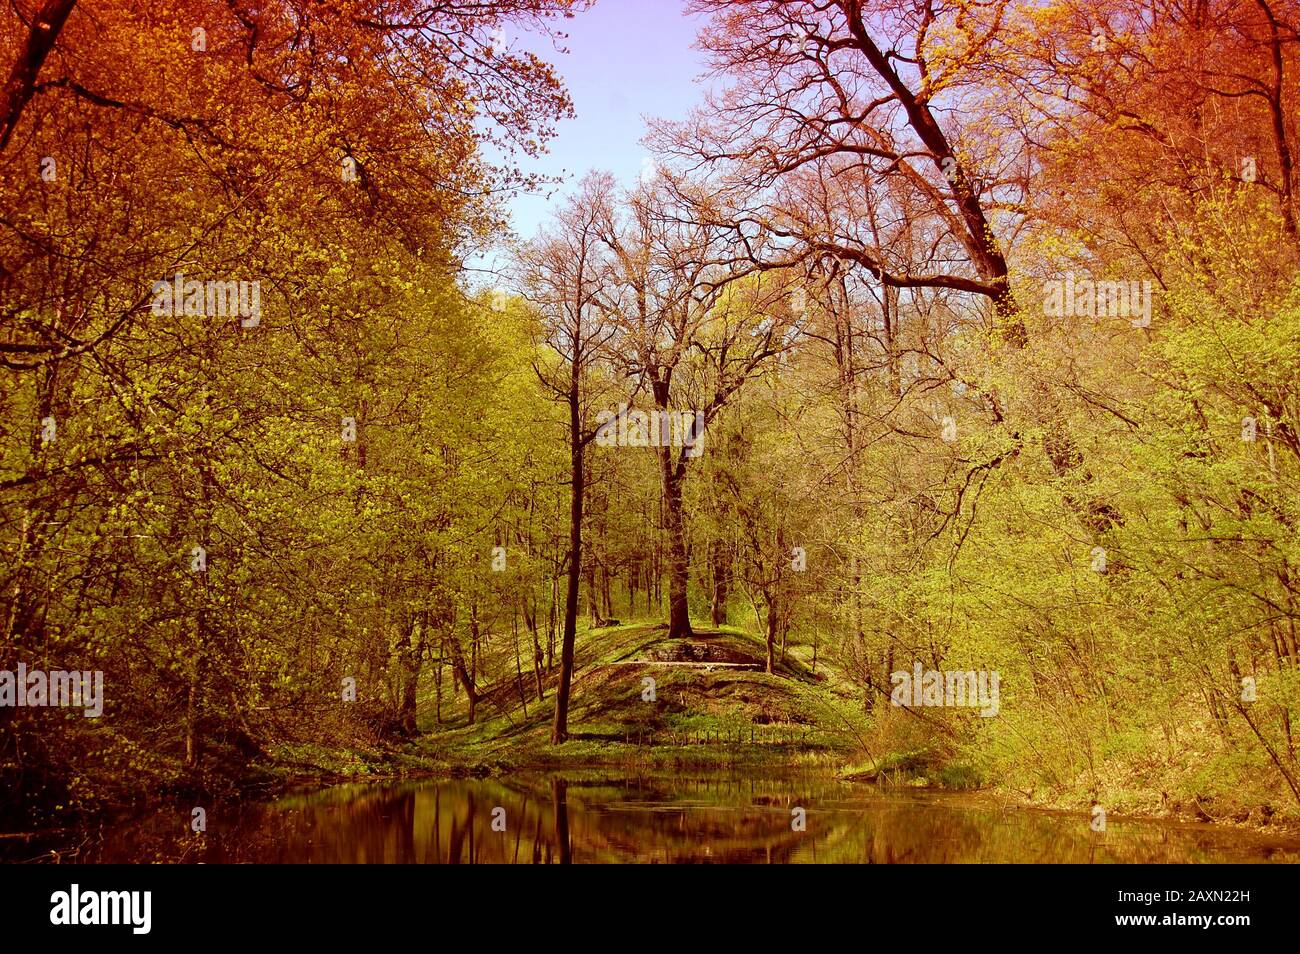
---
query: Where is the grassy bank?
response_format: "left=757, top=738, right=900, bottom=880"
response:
left=266, top=619, right=1300, bottom=836
left=411, top=620, right=867, bottom=768
left=16, top=619, right=1296, bottom=842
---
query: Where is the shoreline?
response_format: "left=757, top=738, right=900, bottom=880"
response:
left=8, top=737, right=1300, bottom=846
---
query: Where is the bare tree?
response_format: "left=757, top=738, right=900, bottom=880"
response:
left=597, top=176, right=793, bottom=638
left=517, top=172, right=619, bottom=743
left=653, top=0, right=1026, bottom=344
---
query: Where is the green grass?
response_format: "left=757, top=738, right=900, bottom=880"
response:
left=412, top=618, right=870, bottom=772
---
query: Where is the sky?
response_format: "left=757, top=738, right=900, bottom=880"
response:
left=496, top=0, right=714, bottom=246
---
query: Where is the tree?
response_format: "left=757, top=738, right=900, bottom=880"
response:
left=596, top=176, right=792, bottom=638
left=654, top=0, right=1025, bottom=343
left=517, top=172, right=619, bottom=743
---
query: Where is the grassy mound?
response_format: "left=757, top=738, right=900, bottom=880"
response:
left=414, top=620, right=870, bottom=771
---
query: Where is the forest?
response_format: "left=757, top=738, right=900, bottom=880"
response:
left=2, top=0, right=1300, bottom=848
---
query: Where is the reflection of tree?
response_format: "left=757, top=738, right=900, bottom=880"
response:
left=553, top=778, right=571, bottom=865
left=24, top=774, right=1300, bottom=864
left=445, top=790, right=473, bottom=864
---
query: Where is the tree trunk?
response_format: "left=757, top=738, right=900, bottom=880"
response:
left=524, top=598, right=545, bottom=701
left=470, top=605, right=479, bottom=687
left=710, top=539, right=729, bottom=626
left=586, top=559, right=602, bottom=627
left=0, top=0, right=78, bottom=152
left=184, top=635, right=204, bottom=769
left=552, top=375, right=584, bottom=744
left=662, top=458, right=692, bottom=638
left=434, top=642, right=443, bottom=725
left=396, top=614, right=421, bottom=737
left=449, top=637, right=478, bottom=725
left=547, top=573, right=558, bottom=672
left=765, top=597, right=778, bottom=675
left=512, top=608, right=528, bottom=717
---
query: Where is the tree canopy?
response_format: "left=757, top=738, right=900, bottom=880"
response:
left=4, top=0, right=1300, bottom=830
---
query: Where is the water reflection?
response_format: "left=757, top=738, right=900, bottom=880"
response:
left=6, top=772, right=1300, bottom=863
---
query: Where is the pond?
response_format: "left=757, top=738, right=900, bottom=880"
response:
left=6, top=771, right=1299, bottom=863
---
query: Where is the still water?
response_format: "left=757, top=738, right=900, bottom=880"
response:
left=8, top=772, right=1300, bottom=863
